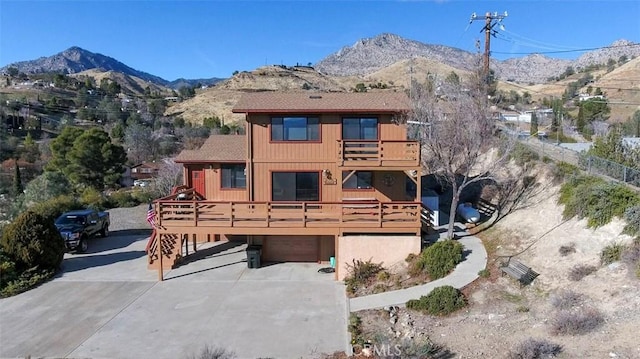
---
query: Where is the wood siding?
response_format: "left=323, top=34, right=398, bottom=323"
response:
left=249, top=114, right=406, bottom=163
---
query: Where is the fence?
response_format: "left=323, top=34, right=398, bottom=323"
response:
left=518, top=138, right=640, bottom=189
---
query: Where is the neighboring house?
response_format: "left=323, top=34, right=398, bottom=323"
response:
left=150, top=92, right=429, bottom=280
left=578, top=93, right=606, bottom=102
left=500, top=110, right=531, bottom=123
left=130, top=162, right=161, bottom=181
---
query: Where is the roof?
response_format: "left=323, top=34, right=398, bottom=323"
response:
left=232, top=92, right=411, bottom=114
left=175, top=135, right=246, bottom=163
left=131, top=161, right=162, bottom=169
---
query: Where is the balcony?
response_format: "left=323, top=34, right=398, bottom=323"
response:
left=337, top=140, right=419, bottom=168
left=154, top=199, right=429, bottom=236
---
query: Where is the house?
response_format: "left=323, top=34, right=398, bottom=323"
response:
left=130, top=161, right=162, bottom=181
left=149, top=92, right=429, bottom=280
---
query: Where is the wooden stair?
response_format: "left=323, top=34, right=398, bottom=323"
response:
left=147, top=231, right=184, bottom=270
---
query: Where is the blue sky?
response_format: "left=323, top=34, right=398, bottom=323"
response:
left=1, top=0, right=639, bottom=81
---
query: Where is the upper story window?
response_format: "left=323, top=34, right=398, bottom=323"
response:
left=221, top=164, right=246, bottom=189
left=342, top=117, right=378, bottom=140
left=271, top=117, right=319, bottom=141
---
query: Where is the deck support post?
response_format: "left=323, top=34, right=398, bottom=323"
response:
left=157, top=233, right=164, bottom=281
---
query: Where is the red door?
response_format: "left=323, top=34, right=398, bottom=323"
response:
left=190, top=168, right=206, bottom=198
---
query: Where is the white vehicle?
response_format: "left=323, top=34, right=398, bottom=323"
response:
left=457, top=202, right=480, bottom=224
left=133, top=179, right=154, bottom=187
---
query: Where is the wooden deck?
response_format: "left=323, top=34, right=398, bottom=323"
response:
left=338, top=140, right=419, bottom=168
left=154, top=199, right=429, bottom=236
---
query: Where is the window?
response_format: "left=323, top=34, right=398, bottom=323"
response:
left=271, top=117, right=319, bottom=141
left=272, top=172, right=319, bottom=201
left=221, top=164, right=246, bottom=189
left=342, top=171, right=373, bottom=190
left=342, top=117, right=378, bottom=140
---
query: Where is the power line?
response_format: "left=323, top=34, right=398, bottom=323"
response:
left=492, top=42, right=640, bottom=56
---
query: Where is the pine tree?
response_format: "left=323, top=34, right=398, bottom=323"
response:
left=12, top=159, right=23, bottom=197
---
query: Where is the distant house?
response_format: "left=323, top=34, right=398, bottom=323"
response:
left=578, top=94, right=605, bottom=102
left=500, top=110, right=531, bottom=123
left=130, top=162, right=161, bottom=181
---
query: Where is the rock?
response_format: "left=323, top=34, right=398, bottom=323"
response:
left=609, top=353, right=617, bottom=358
left=390, top=316, right=397, bottom=324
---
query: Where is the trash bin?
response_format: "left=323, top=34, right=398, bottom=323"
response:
left=330, top=256, right=336, bottom=269
left=246, top=244, right=262, bottom=269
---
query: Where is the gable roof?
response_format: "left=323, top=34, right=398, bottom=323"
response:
left=232, top=92, right=411, bottom=114
left=175, top=135, right=246, bottom=163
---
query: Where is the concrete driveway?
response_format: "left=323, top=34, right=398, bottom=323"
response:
left=0, top=231, right=348, bottom=359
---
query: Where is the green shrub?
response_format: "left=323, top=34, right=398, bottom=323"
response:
left=131, top=188, right=156, bottom=204
left=601, top=243, right=626, bottom=265
left=0, top=210, right=65, bottom=271
left=623, top=205, right=640, bottom=237
left=406, top=285, right=467, bottom=316
left=0, top=265, right=56, bottom=298
left=30, top=195, right=83, bottom=223
left=108, top=190, right=140, bottom=208
left=80, top=187, right=109, bottom=210
left=348, top=313, right=364, bottom=345
left=510, top=143, right=540, bottom=165
left=478, top=268, right=490, bottom=278
left=558, top=174, right=640, bottom=228
left=418, top=240, right=464, bottom=279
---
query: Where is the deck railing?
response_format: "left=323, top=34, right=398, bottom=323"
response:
left=155, top=200, right=425, bottom=231
left=337, top=140, right=419, bottom=167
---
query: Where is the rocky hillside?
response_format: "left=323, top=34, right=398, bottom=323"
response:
left=2, top=46, right=169, bottom=85
left=316, top=33, right=640, bottom=84
left=0, top=47, right=223, bottom=89
left=316, top=33, right=477, bottom=77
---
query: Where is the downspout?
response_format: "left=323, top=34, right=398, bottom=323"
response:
left=246, top=113, right=253, bottom=201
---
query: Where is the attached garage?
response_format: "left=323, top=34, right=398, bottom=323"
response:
left=261, top=235, right=334, bottom=263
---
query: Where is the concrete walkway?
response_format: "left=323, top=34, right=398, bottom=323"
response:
left=349, top=226, right=488, bottom=312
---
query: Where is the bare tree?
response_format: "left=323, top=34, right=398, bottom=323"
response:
left=153, top=159, right=183, bottom=197
left=407, top=69, right=514, bottom=238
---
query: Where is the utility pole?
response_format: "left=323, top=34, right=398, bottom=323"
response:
left=470, top=11, right=508, bottom=80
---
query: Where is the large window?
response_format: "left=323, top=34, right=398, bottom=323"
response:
left=221, top=164, right=246, bottom=189
left=272, top=172, right=319, bottom=201
left=342, top=117, right=378, bottom=140
left=271, top=117, right=319, bottom=141
left=343, top=171, right=373, bottom=190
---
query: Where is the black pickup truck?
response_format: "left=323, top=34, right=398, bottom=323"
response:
left=54, top=209, right=110, bottom=253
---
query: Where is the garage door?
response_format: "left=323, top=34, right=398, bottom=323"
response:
left=262, top=236, right=318, bottom=262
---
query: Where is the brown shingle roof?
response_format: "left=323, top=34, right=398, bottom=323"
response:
left=175, top=135, right=246, bottom=163
left=232, top=92, right=410, bottom=114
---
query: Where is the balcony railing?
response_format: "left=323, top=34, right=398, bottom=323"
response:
left=154, top=200, right=426, bottom=233
left=337, top=140, right=419, bottom=167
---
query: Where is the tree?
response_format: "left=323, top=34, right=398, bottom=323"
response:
left=20, top=132, right=40, bottom=163
left=530, top=112, right=538, bottom=137
left=124, top=123, right=157, bottom=164
left=47, top=126, right=84, bottom=173
left=66, top=128, right=126, bottom=189
left=203, top=116, right=222, bottom=129
left=445, top=71, right=460, bottom=86
left=12, top=159, right=23, bottom=197
left=407, top=69, right=513, bottom=238
left=152, top=159, right=184, bottom=197
left=21, top=171, right=72, bottom=207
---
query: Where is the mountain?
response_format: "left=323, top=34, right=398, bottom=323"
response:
left=316, top=33, right=640, bottom=84
left=316, top=33, right=477, bottom=77
left=0, top=46, right=224, bottom=89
